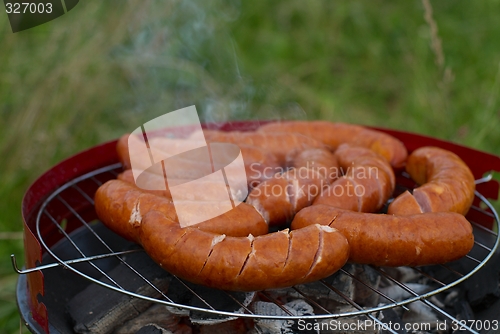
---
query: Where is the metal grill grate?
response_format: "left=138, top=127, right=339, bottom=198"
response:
left=12, top=164, right=500, bottom=334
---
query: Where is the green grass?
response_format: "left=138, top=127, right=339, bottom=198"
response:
left=1, top=1, right=500, bottom=332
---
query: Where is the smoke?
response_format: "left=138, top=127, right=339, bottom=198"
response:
left=114, top=0, right=306, bottom=126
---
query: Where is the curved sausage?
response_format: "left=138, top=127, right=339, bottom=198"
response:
left=246, top=148, right=338, bottom=226
left=201, top=130, right=327, bottom=166
left=117, top=169, right=245, bottom=203
left=258, top=121, right=408, bottom=168
left=387, top=146, right=475, bottom=216
left=118, top=169, right=168, bottom=197
left=117, top=133, right=281, bottom=187
left=140, top=212, right=349, bottom=291
left=95, top=180, right=349, bottom=291
left=290, top=147, right=339, bottom=183
left=291, top=205, right=474, bottom=267
left=95, top=180, right=269, bottom=238
left=313, top=144, right=395, bottom=213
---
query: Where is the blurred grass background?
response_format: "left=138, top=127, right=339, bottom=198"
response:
left=1, top=0, right=500, bottom=332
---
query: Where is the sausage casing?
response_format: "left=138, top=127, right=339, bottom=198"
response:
left=95, top=180, right=268, bottom=238
left=292, top=205, right=474, bottom=267
left=313, top=144, right=395, bottom=213
left=258, top=121, right=408, bottom=168
left=388, top=146, right=475, bottom=216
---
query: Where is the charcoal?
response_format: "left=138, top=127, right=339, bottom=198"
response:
left=253, top=299, right=317, bottom=334
left=453, top=299, right=474, bottom=322
left=269, top=267, right=355, bottom=312
left=421, top=227, right=500, bottom=310
left=321, top=265, right=356, bottom=304
left=162, top=276, right=255, bottom=325
left=379, top=267, right=421, bottom=285
left=198, top=318, right=250, bottom=334
left=465, top=250, right=500, bottom=308
left=135, top=324, right=174, bottom=334
left=316, top=305, right=381, bottom=334
left=377, top=308, right=407, bottom=334
left=378, top=284, right=431, bottom=304
left=428, top=296, right=445, bottom=310
left=188, top=288, right=255, bottom=325
left=164, top=305, right=190, bottom=317
left=189, top=308, right=238, bottom=325
left=432, top=288, right=471, bottom=327
left=351, top=265, right=381, bottom=307
left=475, top=291, right=500, bottom=324
left=402, top=302, right=438, bottom=329
left=443, top=288, right=461, bottom=306
left=315, top=307, right=409, bottom=334
left=115, top=305, right=186, bottom=334
left=67, top=253, right=172, bottom=334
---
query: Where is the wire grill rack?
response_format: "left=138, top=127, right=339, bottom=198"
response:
left=13, top=163, right=500, bottom=334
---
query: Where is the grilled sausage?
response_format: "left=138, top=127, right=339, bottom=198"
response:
left=95, top=180, right=268, bottom=238
left=388, top=146, right=475, bottom=216
left=117, top=169, right=246, bottom=203
left=118, top=169, right=167, bottom=197
left=118, top=133, right=281, bottom=188
left=258, top=121, right=408, bottom=168
left=290, top=147, right=339, bottom=183
left=246, top=148, right=338, bottom=226
left=105, top=124, right=476, bottom=289
left=140, top=211, right=349, bottom=291
left=200, top=130, right=327, bottom=166
left=95, top=180, right=349, bottom=291
left=313, top=144, right=395, bottom=213
left=291, top=205, right=474, bottom=267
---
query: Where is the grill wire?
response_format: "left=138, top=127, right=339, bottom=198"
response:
left=22, top=164, right=500, bottom=334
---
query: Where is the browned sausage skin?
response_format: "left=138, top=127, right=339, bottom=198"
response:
left=313, top=144, right=395, bottom=213
left=140, top=211, right=349, bottom=291
left=102, top=123, right=480, bottom=291
left=118, top=145, right=339, bottom=227
left=95, top=180, right=269, bottom=238
left=200, top=130, right=327, bottom=166
left=246, top=148, right=338, bottom=226
left=290, top=147, right=339, bottom=183
left=95, top=180, right=349, bottom=291
left=258, top=121, right=408, bottom=168
left=388, top=146, right=475, bottom=216
left=291, top=205, right=474, bottom=267
left=117, top=133, right=282, bottom=188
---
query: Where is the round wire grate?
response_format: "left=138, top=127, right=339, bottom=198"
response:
left=31, top=163, right=500, bottom=333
